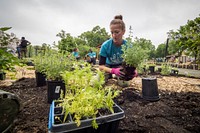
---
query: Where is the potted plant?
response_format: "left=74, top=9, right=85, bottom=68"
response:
left=33, top=54, right=49, bottom=87
left=44, top=51, right=74, bottom=104
left=48, top=64, right=125, bottom=133
left=148, top=64, right=156, bottom=74
left=160, top=63, right=171, bottom=76
left=120, top=41, right=148, bottom=81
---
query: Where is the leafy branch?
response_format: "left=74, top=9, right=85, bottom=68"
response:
left=60, top=64, right=121, bottom=129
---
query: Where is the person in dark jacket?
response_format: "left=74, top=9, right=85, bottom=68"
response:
left=19, top=37, right=31, bottom=59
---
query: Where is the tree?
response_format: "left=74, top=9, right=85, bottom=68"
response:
left=168, top=15, right=200, bottom=64
left=56, top=30, right=76, bottom=52
left=79, top=26, right=110, bottom=47
left=155, top=43, right=166, bottom=58
left=133, top=37, right=156, bottom=59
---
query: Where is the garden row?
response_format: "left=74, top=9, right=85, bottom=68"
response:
left=32, top=51, right=125, bottom=133
left=1, top=40, right=173, bottom=132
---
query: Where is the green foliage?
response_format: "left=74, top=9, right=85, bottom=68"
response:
left=78, top=45, right=98, bottom=59
left=0, top=48, right=20, bottom=72
left=33, top=54, right=48, bottom=73
left=59, top=64, right=121, bottom=129
left=56, top=26, right=109, bottom=53
left=77, top=44, right=91, bottom=58
left=137, top=63, right=146, bottom=74
left=0, top=27, right=21, bottom=72
left=56, top=31, right=76, bottom=52
left=0, top=27, right=12, bottom=31
left=45, top=52, right=74, bottom=80
left=155, top=43, right=166, bottom=58
left=161, top=63, right=171, bottom=75
left=168, top=15, right=200, bottom=64
left=0, top=27, right=18, bottom=47
left=122, top=40, right=148, bottom=67
left=33, top=50, right=74, bottom=80
left=79, top=26, right=110, bottom=47
left=168, top=39, right=180, bottom=55
left=133, top=37, right=156, bottom=59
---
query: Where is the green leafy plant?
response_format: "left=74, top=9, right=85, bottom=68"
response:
left=58, top=64, right=121, bottom=129
left=121, top=41, right=148, bottom=67
left=0, top=27, right=12, bottom=46
left=33, top=54, right=49, bottom=74
left=0, top=48, right=20, bottom=72
left=43, top=51, right=74, bottom=80
left=0, top=27, right=20, bottom=73
left=161, top=63, right=171, bottom=75
left=120, top=41, right=148, bottom=80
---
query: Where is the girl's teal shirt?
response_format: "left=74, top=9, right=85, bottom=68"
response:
left=100, top=38, right=127, bottom=65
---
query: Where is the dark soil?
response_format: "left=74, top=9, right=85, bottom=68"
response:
left=121, top=62, right=136, bottom=81
left=0, top=67, right=200, bottom=133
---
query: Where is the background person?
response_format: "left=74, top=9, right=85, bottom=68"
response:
left=99, top=15, right=137, bottom=81
left=19, top=37, right=31, bottom=59
left=16, top=41, right=21, bottom=59
left=72, top=48, right=80, bottom=60
left=86, top=49, right=96, bottom=65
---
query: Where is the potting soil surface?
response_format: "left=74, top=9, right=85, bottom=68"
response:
left=0, top=66, right=200, bottom=133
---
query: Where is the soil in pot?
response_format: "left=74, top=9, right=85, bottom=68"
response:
left=120, top=62, right=136, bottom=81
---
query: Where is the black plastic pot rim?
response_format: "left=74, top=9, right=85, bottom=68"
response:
left=141, top=76, right=157, bottom=80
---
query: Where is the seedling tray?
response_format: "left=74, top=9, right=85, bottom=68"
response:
left=48, top=101, right=125, bottom=133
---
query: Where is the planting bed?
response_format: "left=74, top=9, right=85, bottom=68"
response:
left=0, top=66, right=200, bottom=133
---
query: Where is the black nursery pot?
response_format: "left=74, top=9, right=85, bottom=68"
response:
left=142, top=77, right=160, bottom=101
left=47, top=80, right=66, bottom=104
left=170, top=69, right=179, bottom=76
left=35, top=71, right=46, bottom=87
left=0, top=72, right=6, bottom=80
left=121, top=62, right=136, bottom=81
left=149, top=66, right=155, bottom=74
left=157, top=68, right=162, bottom=73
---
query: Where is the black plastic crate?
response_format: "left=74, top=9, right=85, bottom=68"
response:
left=48, top=101, right=125, bottom=133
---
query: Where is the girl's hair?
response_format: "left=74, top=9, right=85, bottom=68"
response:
left=73, top=48, right=78, bottom=51
left=110, top=15, right=125, bottom=31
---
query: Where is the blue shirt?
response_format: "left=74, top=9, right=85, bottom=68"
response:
left=100, top=38, right=127, bottom=65
left=72, top=51, right=79, bottom=58
left=87, top=52, right=96, bottom=58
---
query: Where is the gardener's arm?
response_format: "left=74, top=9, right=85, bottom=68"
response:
left=99, top=65, right=112, bottom=73
left=99, top=55, right=112, bottom=73
left=98, top=55, right=121, bottom=76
